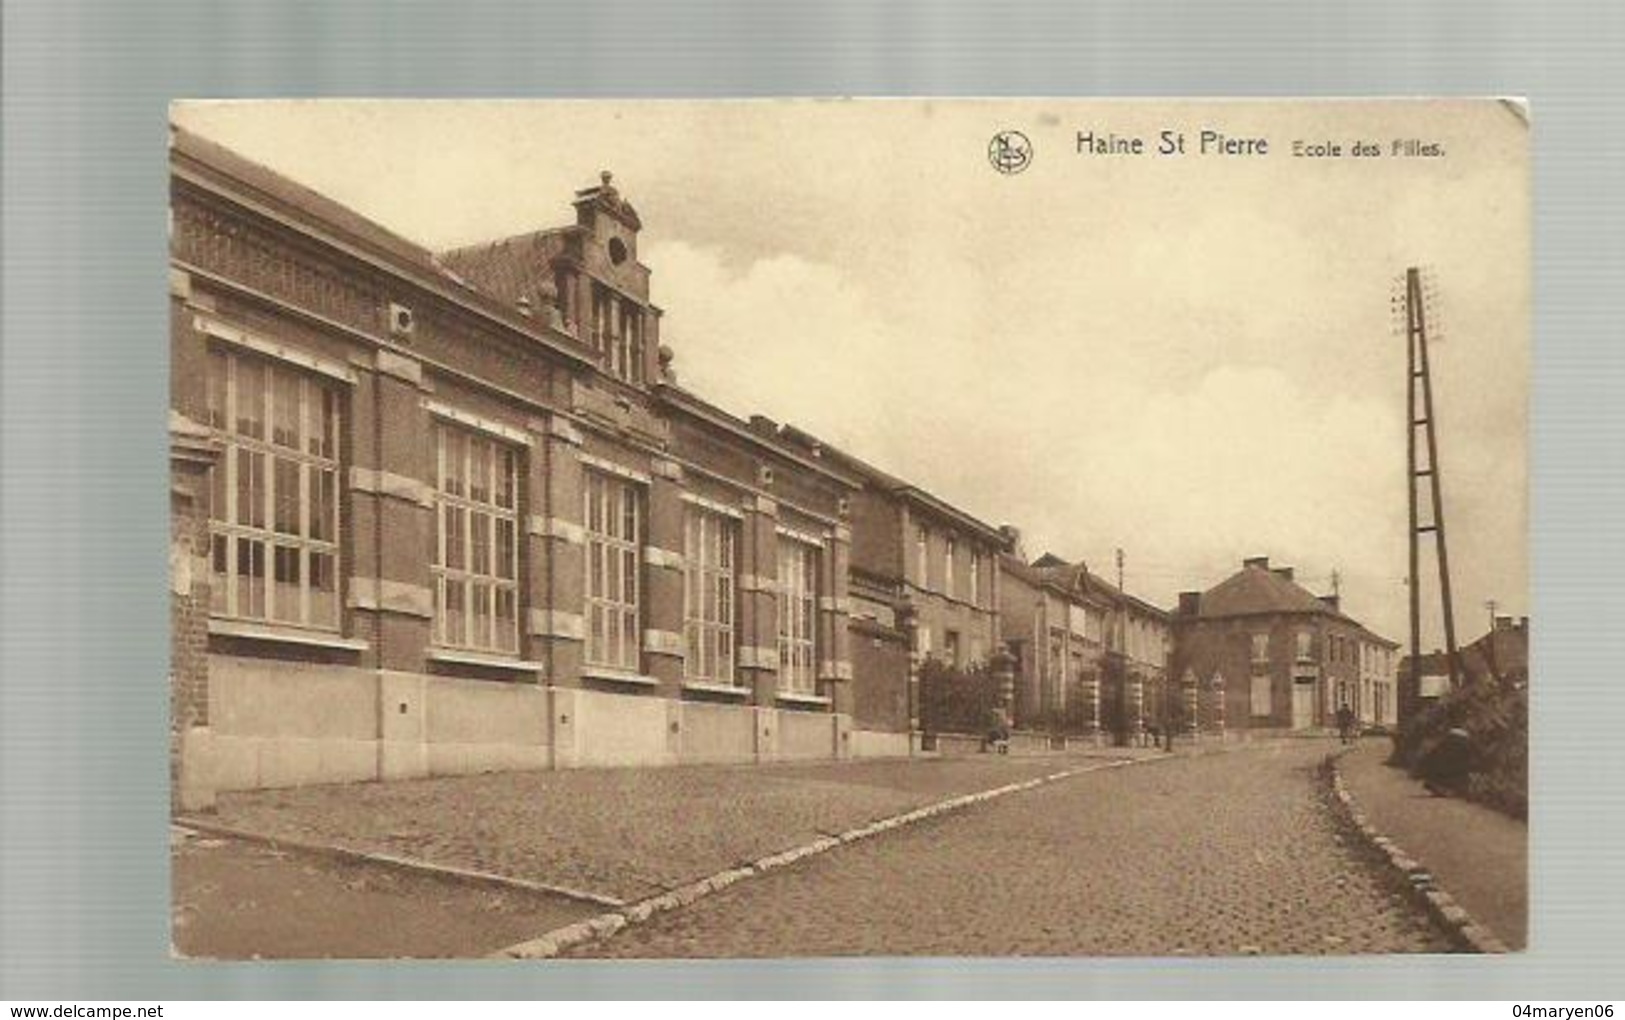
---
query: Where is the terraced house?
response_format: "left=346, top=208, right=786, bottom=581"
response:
left=168, top=129, right=879, bottom=809
left=1105, top=591, right=1176, bottom=741
left=997, top=552, right=1114, bottom=741
left=998, top=551, right=1178, bottom=745
left=773, top=432, right=1011, bottom=755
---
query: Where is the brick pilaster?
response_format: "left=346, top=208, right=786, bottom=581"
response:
left=643, top=457, right=688, bottom=695
left=530, top=413, right=586, bottom=685
left=347, top=351, right=434, bottom=674
left=819, top=525, right=854, bottom=716
left=738, top=495, right=780, bottom=705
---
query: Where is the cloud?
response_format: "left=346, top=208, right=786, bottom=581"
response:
left=650, top=239, right=1433, bottom=638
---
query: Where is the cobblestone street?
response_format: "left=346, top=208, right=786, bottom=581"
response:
left=201, top=752, right=1153, bottom=903
left=572, top=742, right=1452, bottom=957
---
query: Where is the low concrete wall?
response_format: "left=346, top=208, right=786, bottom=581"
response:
left=679, top=700, right=758, bottom=764
left=208, top=658, right=559, bottom=792
left=851, top=728, right=911, bottom=759
left=930, top=730, right=1083, bottom=757
left=208, top=656, right=378, bottom=793
left=568, top=686, right=674, bottom=768
left=778, top=709, right=836, bottom=760
left=211, top=655, right=376, bottom=741
left=1007, top=731, right=1055, bottom=754
left=932, top=732, right=988, bottom=756
left=186, top=658, right=856, bottom=805
left=425, top=675, right=550, bottom=775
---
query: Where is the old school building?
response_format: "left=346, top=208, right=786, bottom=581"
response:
left=169, top=130, right=879, bottom=808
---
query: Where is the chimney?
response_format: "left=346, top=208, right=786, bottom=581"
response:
left=748, top=414, right=778, bottom=438
left=1243, top=555, right=1270, bottom=570
left=1271, top=566, right=1295, bottom=583
left=1178, top=591, right=1202, bottom=616
left=1494, top=615, right=1513, bottom=632
left=998, top=524, right=1025, bottom=559
left=1318, top=594, right=1341, bottom=612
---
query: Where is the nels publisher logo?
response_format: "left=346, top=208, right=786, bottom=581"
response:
left=988, top=130, right=1033, bottom=174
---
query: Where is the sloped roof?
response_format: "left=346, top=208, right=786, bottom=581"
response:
left=1197, top=564, right=1337, bottom=619
left=777, top=424, right=1008, bottom=546
left=170, top=126, right=603, bottom=370
left=1031, top=553, right=1091, bottom=594
left=171, top=126, right=450, bottom=279
left=1005, top=553, right=1168, bottom=617
left=438, top=228, right=577, bottom=308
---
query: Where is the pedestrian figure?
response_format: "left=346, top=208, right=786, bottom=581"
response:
left=1419, top=727, right=1472, bottom=797
left=985, top=705, right=1010, bottom=755
left=1336, top=703, right=1356, bottom=745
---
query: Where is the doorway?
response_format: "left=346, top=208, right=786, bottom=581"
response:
left=1291, top=678, right=1315, bottom=730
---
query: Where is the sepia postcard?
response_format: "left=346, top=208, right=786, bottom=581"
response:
left=166, top=99, right=1528, bottom=960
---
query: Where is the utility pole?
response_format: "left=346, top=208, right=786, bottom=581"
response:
left=1401, top=266, right=1462, bottom=728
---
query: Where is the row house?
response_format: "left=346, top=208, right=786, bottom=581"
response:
left=169, top=130, right=872, bottom=808
left=998, top=549, right=1176, bottom=744
left=1355, top=633, right=1401, bottom=728
left=997, top=551, right=1115, bottom=741
left=1108, top=591, right=1176, bottom=740
left=1170, top=556, right=1399, bottom=733
left=775, top=431, right=1010, bottom=755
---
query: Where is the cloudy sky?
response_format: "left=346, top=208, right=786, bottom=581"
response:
left=172, top=99, right=1528, bottom=649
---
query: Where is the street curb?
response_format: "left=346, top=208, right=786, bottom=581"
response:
left=171, top=817, right=628, bottom=909
left=494, top=741, right=1252, bottom=960
left=1323, top=750, right=1510, bottom=954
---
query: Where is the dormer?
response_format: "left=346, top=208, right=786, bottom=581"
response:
left=574, top=171, right=643, bottom=273
left=440, top=172, right=665, bottom=390
left=560, top=171, right=660, bottom=388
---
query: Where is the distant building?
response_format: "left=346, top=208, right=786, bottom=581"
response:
left=999, top=552, right=1113, bottom=739
left=1398, top=615, right=1528, bottom=712
left=1464, top=615, right=1530, bottom=687
left=776, top=429, right=1009, bottom=752
left=1104, top=589, right=1176, bottom=741
left=997, top=550, right=1173, bottom=743
left=1171, top=556, right=1399, bottom=733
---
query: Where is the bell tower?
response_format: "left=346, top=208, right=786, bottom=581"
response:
left=557, top=171, right=661, bottom=386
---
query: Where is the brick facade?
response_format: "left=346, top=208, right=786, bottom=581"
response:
left=1171, top=558, right=1399, bottom=734
left=998, top=552, right=1174, bottom=745
left=170, top=130, right=871, bottom=803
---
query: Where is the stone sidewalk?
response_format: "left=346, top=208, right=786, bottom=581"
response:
left=1337, top=740, right=1527, bottom=949
left=173, top=825, right=595, bottom=959
left=184, top=747, right=1172, bottom=904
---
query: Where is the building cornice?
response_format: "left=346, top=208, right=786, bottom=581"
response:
left=171, top=163, right=596, bottom=372
left=652, top=383, right=862, bottom=491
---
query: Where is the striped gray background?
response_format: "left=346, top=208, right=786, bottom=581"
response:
left=3, top=0, right=1622, bottom=1000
